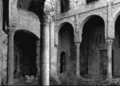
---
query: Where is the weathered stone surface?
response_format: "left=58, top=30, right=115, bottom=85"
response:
left=1, top=0, right=120, bottom=85
left=54, top=0, right=120, bottom=80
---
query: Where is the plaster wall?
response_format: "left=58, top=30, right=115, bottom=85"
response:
left=0, top=0, right=8, bottom=84
left=17, top=9, right=40, bottom=38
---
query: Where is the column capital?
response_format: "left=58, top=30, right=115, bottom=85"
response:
left=42, top=10, right=51, bottom=24
left=105, top=38, right=114, bottom=43
left=74, top=34, right=82, bottom=44
left=7, top=25, right=16, bottom=34
left=75, top=42, right=81, bottom=46
left=42, top=0, right=55, bottom=25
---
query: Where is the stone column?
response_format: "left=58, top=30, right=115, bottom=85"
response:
left=39, top=0, right=55, bottom=85
left=40, top=13, right=50, bottom=85
left=76, top=42, right=80, bottom=76
left=7, top=0, right=17, bottom=84
left=7, top=27, right=15, bottom=85
left=75, top=14, right=81, bottom=76
left=106, top=39, right=113, bottom=80
left=49, top=10, right=56, bottom=76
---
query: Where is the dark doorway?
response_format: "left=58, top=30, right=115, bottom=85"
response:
left=114, top=14, right=120, bottom=78
left=14, top=30, right=39, bottom=78
left=60, top=51, right=66, bottom=73
left=58, top=23, right=76, bottom=74
left=80, top=16, right=105, bottom=79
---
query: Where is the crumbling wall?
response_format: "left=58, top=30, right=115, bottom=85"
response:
left=0, top=6, right=40, bottom=84
left=0, top=0, right=8, bottom=84
left=1, top=34, right=7, bottom=84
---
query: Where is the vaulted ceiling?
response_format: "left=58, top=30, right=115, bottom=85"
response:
left=17, top=0, right=46, bottom=20
left=17, top=0, right=45, bottom=12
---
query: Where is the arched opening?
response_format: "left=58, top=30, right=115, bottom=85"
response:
left=60, top=51, right=66, bottom=73
left=114, top=14, right=120, bottom=78
left=80, top=15, right=105, bottom=79
left=14, top=30, right=39, bottom=79
left=58, top=23, right=76, bottom=74
left=60, top=0, right=70, bottom=13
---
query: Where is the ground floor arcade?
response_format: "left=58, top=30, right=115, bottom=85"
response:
left=57, top=14, right=120, bottom=80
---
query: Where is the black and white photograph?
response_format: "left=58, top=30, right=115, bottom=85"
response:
left=0, top=0, right=120, bottom=85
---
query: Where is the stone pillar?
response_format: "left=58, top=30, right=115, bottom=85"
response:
left=75, top=42, right=80, bottom=76
left=39, top=0, right=55, bottom=85
left=49, top=10, right=56, bottom=76
left=75, top=14, right=81, bottom=76
left=40, top=14, right=50, bottom=85
left=106, top=39, right=113, bottom=80
left=7, top=27, right=15, bottom=85
left=7, top=0, right=17, bottom=84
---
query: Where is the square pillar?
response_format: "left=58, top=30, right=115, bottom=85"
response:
left=7, top=27, right=15, bottom=85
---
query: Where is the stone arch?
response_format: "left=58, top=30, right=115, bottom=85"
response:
left=78, top=10, right=107, bottom=38
left=14, top=28, right=40, bottom=39
left=13, top=30, right=39, bottom=78
left=80, top=14, right=105, bottom=35
left=15, top=8, right=40, bottom=38
left=80, top=15, right=105, bottom=79
left=14, top=29, right=39, bottom=38
left=55, top=20, right=75, bottom=46
left=56, top=19, right=75, bottom=33
left=57, top=22, right=76, bottom=74
left=113, top=8, right=120, bottom=31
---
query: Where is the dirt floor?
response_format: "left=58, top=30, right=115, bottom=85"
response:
left=14, top=76, right=38, bottom=86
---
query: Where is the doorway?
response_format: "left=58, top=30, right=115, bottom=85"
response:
left=60, top=51, right=66, bottom=73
